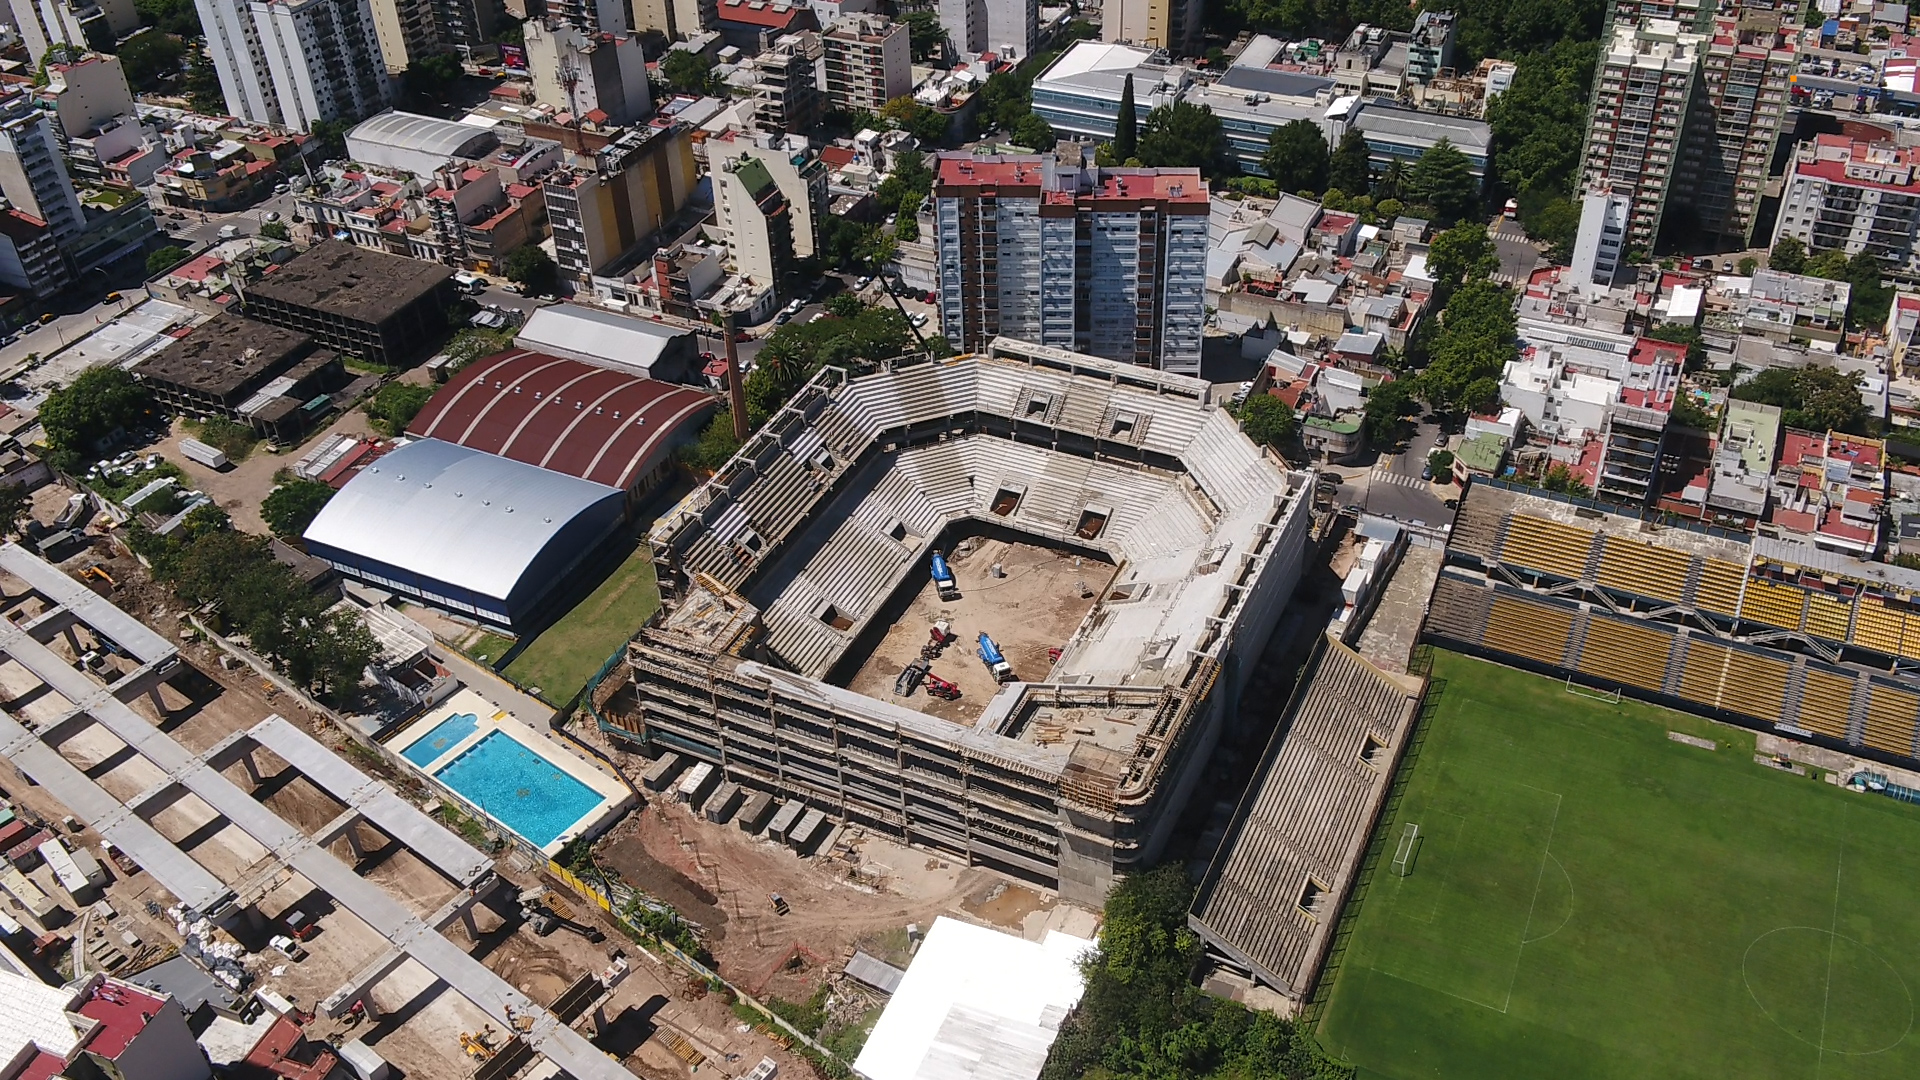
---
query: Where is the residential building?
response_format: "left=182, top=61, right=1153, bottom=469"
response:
left=152, top=140, right=285, bottom=211
left=544, top=122, right=698, bottom=287
left=1406, top=10, right=1456, bottom=81
left=0, top=208, right=71, bottom=299
left=72, top=116, right=167, bottom=187
left=366, top=0, right=440, bottom=73
left=1332, top=24, right=1412, bottom=98
left=822, top=15, right=910, bottom=115
left=433, top=0, right=503, bottom=51
left=1767, top=428, right=1885, bottom=554
left=417, top=162, right=544, bottom=272
left=714, top=0, right=815, bottom=52
left=940, top=0, right=1036, bottom=60
left=0, top=971, right=213, bottom=1080
left=1500, top=321, right=1683, bottom=503
left=1691, top=9, right=1795, bottom=247
left=744, top=32, right=823, bottom=134
left=1707, top=397, right=1780, bottom=520
left=1890, top=292, right=1920, bottom=376
left=0, top=87, right=85, bottom=243
left=715, top=153, right=794, bottom=287
left=4, top=0, right=139, bottom=65
left=1772, top=134, right=1920, bottom=272
left=243, top=240, right=457, bottom=365
left=708, top=130, right=827, bottom=261
left=1571, top=190, right=1633, bottom=287
left=934, top=154, right=1208, bottom=373
left=524, top=20, right=652, bottom=126
left=41, top=52, right=135, bottom=143
left=632, top=0, right=713, bottom=40
left=1100, top=0, right=1195, bottom=56
left=539, top=0, right=626, bottom=31
left=297, top=166, right=416, bottom=253
left=1579, top=18, right=1705, bottom=253
left=198, top=0, right=391, bottom=131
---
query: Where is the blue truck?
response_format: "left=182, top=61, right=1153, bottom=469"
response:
left=977, top=633, right=1014, bottom=682
left=931, top=552, right=960, bottom=600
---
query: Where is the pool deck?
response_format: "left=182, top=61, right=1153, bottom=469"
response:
left=391, top=687, right=632, bottom=856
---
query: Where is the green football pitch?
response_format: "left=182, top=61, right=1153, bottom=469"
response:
left=1316, top=651, right=1920, bottom=1080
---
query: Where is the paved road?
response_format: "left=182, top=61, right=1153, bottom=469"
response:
left=1492, top=220, right=1543, bottom=284
left=154, top=190, right=301, bottom=249
left=1356, top=421, right=1455, bottom=526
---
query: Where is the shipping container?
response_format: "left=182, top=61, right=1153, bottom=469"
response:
left=641, top=752, right=686, bottom=792
left=38, top=839, right=94, bottom=896
left=765, top=800, right=804, bottom=841
left=179, top=438, right=230, bottom=469
left=675, top=762, right=718, bottom=807
left=787, top=808, right=827, bottom=851
left=0, top=864, right=62, bottom=920
left=735, top=791, right=775, bottom=832
left=67, top=846, right=107, bottom=888
left=704, top=782, right=743, bottom=824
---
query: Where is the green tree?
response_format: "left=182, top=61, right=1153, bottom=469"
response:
left=260, top=479, right=336, bottom=539
left=1427, top=222, right=1497, bottom=287
left=259, top=221, right=290, bottom=241
left=1363, top=379, right=1415, bottom=444
left=185, top=45, right=224, bottom=113
left=1237, top=393, right=1295, bottom=447
left=678, top=414, right=743, bottom=473
left=1262, top=119, right=1329, bottom=194
left=443, top=327, right=515, bottom=366
left=1486, top=40, right=1600, bottom=202
left=402, top=51, right=464, bottom=106
left=660, top=49, right=718, bottom=94
left=1770, top=235, right=1808, bottom=275
left=1418, top=278, right=1517, bottom=412
left=825, top=293, right=866, bottom=318
left=1375, top=159, right=1408, bottom=202
left=1519, top=196, right=1582, bottom=263
left=503, top=245, right=557, bottom=294
left=1009, top=113, right=1055, bottom=150
left=134, top=0, right=203, bottom=35
left=1407, top=139, right=1481, bottom=224
left=1732, top=365, right=1871, bottom=435
left=147, top=245, right=189, bottom=276
left=1328, top=129, right=1372, bottom=196
left=1114, top=73, right=1138, bottom=163
left=42, top=367, right=154, bottom=470
left=362, top=382, right=435, bottom=436
left=1136, top=101, right=1234, bottom=176
left=1644, top=323, right=1708, bottom=372
left=1541, top=461, right=1590, bottom=496
left=0, top=484, right=29, bottom=540
left=115, top=30, right=186, bottom=91
left=901, top=11, right=945, bottom=60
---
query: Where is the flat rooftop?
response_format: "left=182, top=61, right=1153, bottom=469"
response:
left=245, top=241, right=455, bottom=324
left=133, top=313, right=317, bottom=399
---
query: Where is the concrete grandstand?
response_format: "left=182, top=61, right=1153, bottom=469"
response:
left=1431, top=482, right=1920, bottom=766
left=613, top=340, right=1315, bottom=905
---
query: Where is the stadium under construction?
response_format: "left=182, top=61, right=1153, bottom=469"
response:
left=607, top=339, right=1316, bottom=906
left=1430, top=481, right=1920, bottom=766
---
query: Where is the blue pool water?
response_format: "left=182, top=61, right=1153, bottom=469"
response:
left=403, top=712, right=480, bottom=766
left=433, top=730, right=603, bottom=848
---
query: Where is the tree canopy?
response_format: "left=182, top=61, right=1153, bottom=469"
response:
left=1731, top=365, right=1873, bottom=435
left=660, top=50, right=719, bottom=94
left=1770, top=236, right=1807, bottom=275
left=1417, top=278, right=1516, bottom=413
left=1039, top=867, right=1349, bottom=1080
left=1114, top=74, right=1139, bottom=163
left=362, top=382, right=434, bottom=436
left=116, top=30, right=186, bottom=91
left=261, top=479, right=336, bottom=539
left=1487, top=40, right=1600, bottom=203
left=1407, top=140, right=1481, bottom=225
left=1328, top=129, right=1371, bottom=196
left=1238, top=394, right=1296, bottom=448
left=1010, top=113, right=1056, bottom=150
left=1262, top=119, right=1329, bottom=195
left=745, top=304, right=916, bottom=425
left=1801, top=249, right=1893, bottom=330
left=41, top=368, right=154, bottom=471
left=1137, top=101, right=1235, bottom=176
left=901, top=10, right=945, bottom=61
left=1426, top=222, right=1498, bottom=288
left=147, top=245, right=189, bottom=277
left=503, top=245, right=557, bottom=294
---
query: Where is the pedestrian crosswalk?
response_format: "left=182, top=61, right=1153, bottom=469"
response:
left=1370, top=468, right=1430, bottom=491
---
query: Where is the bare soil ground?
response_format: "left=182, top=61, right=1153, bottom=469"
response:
left=844, top=539, right=1114, bottom=725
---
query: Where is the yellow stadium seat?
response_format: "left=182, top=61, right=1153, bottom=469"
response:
left=1803, top=594, right=1851, bottom=644
left=1596, top=538, right=1692, bottom=604
left=1864, top=686, right=1919, bottom=756
left=1692, top=559, right=1746, bottom=616
left=1574, top=616, right=1670, bottom=692
left=1796, top=670, right=1854, bottom=740
left=1739, top=578, right=1807, bottom=632
left=1484, top=596, right=1575, bottom=666
left=1852, top=600, right=1905, bottom=657
left=1499, top=514, right=1597, bottom=580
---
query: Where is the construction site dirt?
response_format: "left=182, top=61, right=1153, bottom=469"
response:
left=842, top=538, right=1116, bottom=724
left=0, top=550, right=829, bottom=1080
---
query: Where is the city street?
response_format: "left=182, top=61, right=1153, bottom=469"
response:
left=1325, top=419, right=1456, bottom=526
left=1492, top=220, right=1544, bottom=283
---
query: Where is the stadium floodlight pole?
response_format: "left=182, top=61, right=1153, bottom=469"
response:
left=724, top=308, right=749, bottom=443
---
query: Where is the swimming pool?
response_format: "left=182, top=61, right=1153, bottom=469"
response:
left=402, top=711, right=481, bottom=766
left=432, top=730, right=605, bottom=848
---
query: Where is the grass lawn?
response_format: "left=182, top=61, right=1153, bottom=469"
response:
left=1318, top=651, right=1920, bottom=1080
left=501, top=545, right=660, bottom=703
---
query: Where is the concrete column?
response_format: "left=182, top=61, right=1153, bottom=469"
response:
left=459, top=907, right=480, bottom=941
left=235, top=750, right=263, bottom=789
left=62, top=626, right=80, bottom=655
left=342, top=824, right=365, bottom=860
left=146, top=685, right=168, bottom=719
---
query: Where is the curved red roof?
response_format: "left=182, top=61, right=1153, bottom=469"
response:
left=408, top=350, right=717, bottom=491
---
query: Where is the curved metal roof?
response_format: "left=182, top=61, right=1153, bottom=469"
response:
left=346, top=111, right=496, bottom=159
left=407, top=349, right=717, bottom=490
left=302, top=439, right=621, bottom=602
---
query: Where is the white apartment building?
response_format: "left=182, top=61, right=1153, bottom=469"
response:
left=1571, top=191, right=1632, bottom=287
left=933, top=154, right=1208, bottom=373
left=708, top=131, right=827, bottom=262
left=1772, top=134, right=1920, bottom=273
left=1579, top=18, right=1705, bottom=253
left=197, top=0, right=391, bottom=130
left=524, top=19, right=651, bottom=126
left=822, top=14, right=909, bottom=115
left=41, top=52, right=134, bottom=140
left=0, top=87, right=85, bottom=243
left=4, top=0, right=140, bottom=69
left=938, top=0, right=1035, bottom=60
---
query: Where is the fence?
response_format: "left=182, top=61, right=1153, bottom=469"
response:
left=541, top=856, right=849, bottom=1069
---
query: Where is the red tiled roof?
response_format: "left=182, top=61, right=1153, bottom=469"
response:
left=407, top=350, right=718, bottom=491
left=171, top=254, right=225, bottom=282
left=819, top=146, right=856, bottom=168
left=15, top=1050, right=64, bottom=1080
left=717, top=0, right=810, bottom=27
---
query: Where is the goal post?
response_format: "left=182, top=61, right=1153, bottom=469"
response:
left=1392, top=823, right=1419, bottom=877
left=1565, top=676, right=1622, bottom=703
